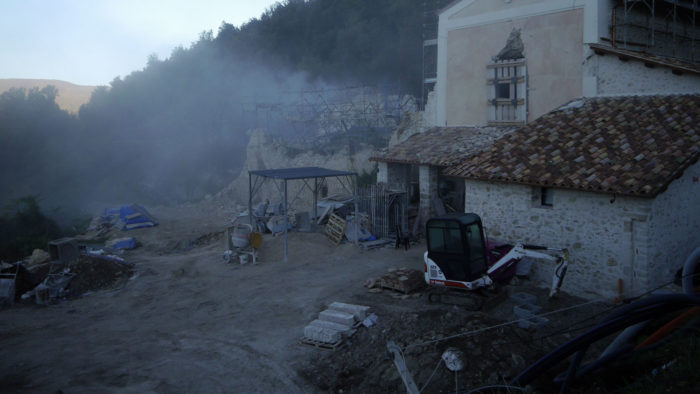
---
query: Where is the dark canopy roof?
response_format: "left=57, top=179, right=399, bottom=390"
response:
left=249, top=167, right=356, bottom=180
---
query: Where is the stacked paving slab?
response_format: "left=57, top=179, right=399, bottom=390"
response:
left=303, top=302, right=370, bottom=344
left=511, top=292, right=549, bottom=329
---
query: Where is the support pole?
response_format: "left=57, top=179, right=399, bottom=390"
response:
left=354, top=174, right=359, bottom=245
left=387, top=341, right=419, bottom=394
left=314, top=177, right=318, bottom=225
left=284, top=179, right=288, bottom=261
left=248, top=172, right=253, bottom=226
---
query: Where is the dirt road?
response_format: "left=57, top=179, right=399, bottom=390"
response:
left=1, top=204, right=614, bottom=393
left=0, top=204, right=429, bottom=393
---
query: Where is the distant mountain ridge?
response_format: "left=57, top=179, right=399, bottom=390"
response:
left=0, top=79, right=96, bottom=114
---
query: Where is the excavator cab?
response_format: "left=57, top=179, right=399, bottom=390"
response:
left=425, top=213, right=488, bottom=282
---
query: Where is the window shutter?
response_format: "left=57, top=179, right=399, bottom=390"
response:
left=486, top=59, right=526, bottom=125
left=516, top=63, right=527, bottom=122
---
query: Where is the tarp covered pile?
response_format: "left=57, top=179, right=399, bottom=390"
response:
left=102, top=204, right=158, bottom=231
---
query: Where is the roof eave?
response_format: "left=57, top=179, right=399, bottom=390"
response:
left=445, top=172, right=661, bottom=199
left=589, top=43, right=700, bottom=76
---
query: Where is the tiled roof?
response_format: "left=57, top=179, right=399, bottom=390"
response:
left=444, top=95, right=700, bottom=198
left=589, top=43, right=700, bottom=75
left=370, top=126, right=513, bottom=167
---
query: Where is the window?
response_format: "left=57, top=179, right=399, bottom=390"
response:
left=540, top=187, right=553, bottom=207
left=427, top=221, right=463, bottom=254
left=487, top=59, right=527, bottom=124
left=465, top=223, right=486, bottom=267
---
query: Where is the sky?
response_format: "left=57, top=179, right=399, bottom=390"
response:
left=0, top=0, right=278, bottom=86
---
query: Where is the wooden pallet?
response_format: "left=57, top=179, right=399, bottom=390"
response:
left=300, top=337, right=345, bottom=351
left=324, top=214, right=346, bottom=245
left=379, top=269, right=426, bottom=294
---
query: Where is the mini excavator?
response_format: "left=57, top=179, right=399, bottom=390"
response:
left=424, top=213, right=569, bottom=306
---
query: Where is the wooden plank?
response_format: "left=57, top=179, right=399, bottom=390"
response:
left=300, top=337, right=345, bottom=351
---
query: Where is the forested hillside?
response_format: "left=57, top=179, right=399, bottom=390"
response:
left=215, top=0, right=424, bottom=92
left=0, top=0, right=445, bottom=221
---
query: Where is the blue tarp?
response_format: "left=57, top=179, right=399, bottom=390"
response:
left=106, top=237, right=136, bottom=250
left=102, top=204, right=158, bottom=231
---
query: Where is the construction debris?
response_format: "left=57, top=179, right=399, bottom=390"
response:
left=316, top=195, right=354, bottom=225
left=105, top=237, right=136, bottom=251
left=26, top=249, right=51, bottom=267
left=48, top=238, right=80, bottom=264
left=362, top=314, right=378, bottom=327
left=0, top=262, right=19, bottom=308
left=344, top=217, right=374, bottom=243
left=441, top=348, right=466, bottom=372
left=378, top=268, right=425, bottom=294
left=359, top=239, right=392, bottom=251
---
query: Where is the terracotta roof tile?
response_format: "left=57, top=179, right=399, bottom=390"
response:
left=444, top=95, right=700, bottom=197
left=370, top=126, right=514, bottom=167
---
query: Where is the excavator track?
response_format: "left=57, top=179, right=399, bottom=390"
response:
left=427, top=287, right=506, bottom=311
left=427, top=288, right=485, bottom=311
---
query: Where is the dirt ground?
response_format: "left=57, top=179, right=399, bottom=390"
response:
left=0, top=202, right=615, bottom=393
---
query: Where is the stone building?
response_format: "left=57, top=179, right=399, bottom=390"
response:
left=371, top=126, right=514, bottom=225
left=373, top=0, right=700, bottom=298
left=444, top=95, right=700, bottom=298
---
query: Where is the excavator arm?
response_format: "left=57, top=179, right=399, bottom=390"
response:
left=485, top=244, right=569, bottom=297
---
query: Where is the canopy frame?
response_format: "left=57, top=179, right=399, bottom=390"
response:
left=248, top=167, right=359, bottom=260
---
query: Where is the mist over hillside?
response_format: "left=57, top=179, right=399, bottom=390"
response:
left=0, top=0, right=435, bottom=221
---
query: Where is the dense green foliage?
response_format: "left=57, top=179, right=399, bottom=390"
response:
left=0, top=87, right=86, bottom=206
left=0, top=196, right=62, bottom=261
left=216, top=0, right=424, bottom=92
left=0, top=0, right=431, bottom=231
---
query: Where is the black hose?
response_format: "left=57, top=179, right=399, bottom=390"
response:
left=511, top=293, right=700, bottom=387
left=601, top=293, right=700, bottom=323
left=463, top=385, right=527, bottom=394
left=552, top=344, right=635, bottom=384
left=552, top=318, right=700, bottom=387
left=559, top=347, right=587, bottom=393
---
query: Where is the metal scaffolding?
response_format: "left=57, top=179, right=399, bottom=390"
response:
left=357, top=184, right=408, bottom=240
left=614, top=0, right=699, bottom=62
left=240, top=84, right=416, bottom=145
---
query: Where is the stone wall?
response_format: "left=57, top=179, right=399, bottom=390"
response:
left=388, top=112, right=429, bottom=147
left=385, top=163, right=410, bottom=190
left=648, top=161, right=700, bottom=287
left=376, top=162, right=388, bottom=184
left=464, top=180, right=655, bottom=299
left=420, top=165, right=439, bottom=222
left=593, top=54, right=700, bottom=95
